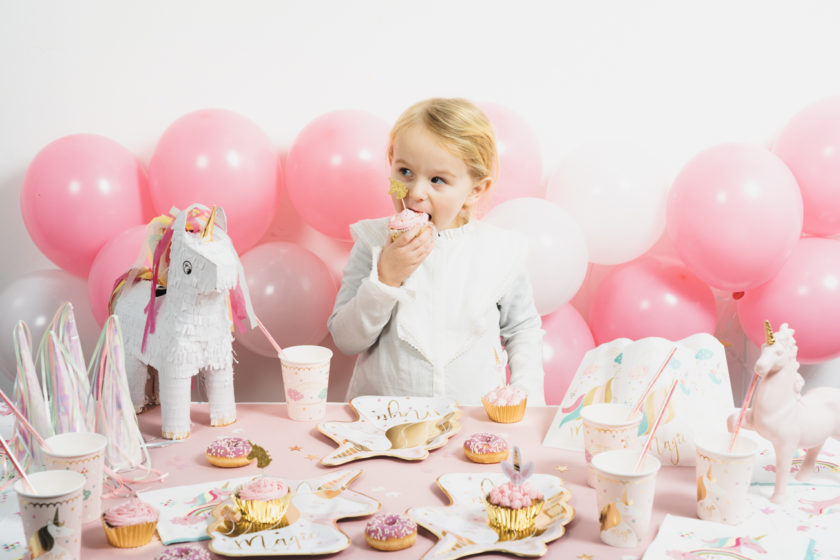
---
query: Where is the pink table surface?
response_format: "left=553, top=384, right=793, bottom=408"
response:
left=83, top=402, right=697, bottom=559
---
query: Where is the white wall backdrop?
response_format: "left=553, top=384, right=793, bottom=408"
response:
left=2, top=0, right=840, bottom=401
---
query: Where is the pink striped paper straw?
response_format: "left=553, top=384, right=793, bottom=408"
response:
left=256, top=318, right=287, bottom=360
left=634, top=378, right=679, bottom=471
left=0, top=388, right=50, bottom=451
left=0, top=433, right=35, bottom=493
left=629, top=346, right=677, bottom=419
left=728, top=371, right=759, bottom=452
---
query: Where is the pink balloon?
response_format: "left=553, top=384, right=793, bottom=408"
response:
left=542, top=304, right=595, bottom=405
left=589, top=257, right=717, bottom=345
left=236, top=242, right=337, bottom=357
left=261, top=158, right=353, bottom=284
left=20, top=134, right=152, bottom=278
left=737, top=237, right=840, bottom=363
left=666, top=143, right=802, bottom=292
left=87, top=225, right=149, bottom=325
left=478, top=102, right=544, bottom=211
left=0, top=270, right=99, bottom=386
left=285, top=110, right=392, bottom=241
left=774, top=96, right=840, bottom=236
left=148, top=109, right=278, bottom=253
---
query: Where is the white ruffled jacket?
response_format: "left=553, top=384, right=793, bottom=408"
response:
left=328, top=218, right=546, bottom=406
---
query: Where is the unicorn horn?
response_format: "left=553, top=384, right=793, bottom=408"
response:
left=202, top=206, right=217, bottom=241
left=764, top=320, right=775, bottom=346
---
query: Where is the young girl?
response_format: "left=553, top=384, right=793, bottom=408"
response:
left=328, top=98, right=545, bottom=405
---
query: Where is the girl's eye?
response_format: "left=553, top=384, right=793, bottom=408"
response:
left=399, top=168, right=412, bottom=178
left=431, top=176, right=447, bottom=185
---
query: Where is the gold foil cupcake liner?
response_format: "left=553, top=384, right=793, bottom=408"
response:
left=484, top=497, right=544, bottom=540
left=482, top=397, right=527, bottom=423
left=233, top=491, right=292, bottom=525
left=101, top=516, right=158, bottom=548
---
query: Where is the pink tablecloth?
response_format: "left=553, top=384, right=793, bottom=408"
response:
left=83, top=403, right=697, bottom=559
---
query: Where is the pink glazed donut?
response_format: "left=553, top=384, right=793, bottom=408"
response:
left=464, top=432, right=509, bottom=464
left=364, top=512, right=417, bottom=551
left=155, top=545, right=211, bottom=560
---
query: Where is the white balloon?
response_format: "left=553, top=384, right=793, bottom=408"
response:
left=546, top=142, right=668, bottom=265
left=484, top=198, right=589, bottom=315
left=0, top=269, right=99, bottom=393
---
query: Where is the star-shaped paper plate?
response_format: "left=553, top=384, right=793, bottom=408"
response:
left=206, top=468, right=379, bottom=556
left=317, top=396, right=461, bottom=466
left=408, top=472, right=575, bottom=559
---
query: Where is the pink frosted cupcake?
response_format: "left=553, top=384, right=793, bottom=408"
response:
left=484, top=447, right=544, bottom=540
left=232, top=477, right=292, bottom=525
left=102, top=497, right=159, bottom=548
left=388, top=208, right=429, bottom=240
left=482, top=385, right=527, bottom=423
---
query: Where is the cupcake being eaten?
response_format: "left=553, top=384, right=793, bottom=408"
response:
left=102, top=497, right=159, bottom=548
left=388, top=178, right=429, bottom=240
left=484, top=446, right=544, bottom=540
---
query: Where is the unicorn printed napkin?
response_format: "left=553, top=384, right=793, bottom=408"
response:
left=643, top=514, right=811, bottom=560
left=543, top=334, right=734, bottom=466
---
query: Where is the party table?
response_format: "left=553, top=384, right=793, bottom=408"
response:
left=71, top=402, right=707, bottom=559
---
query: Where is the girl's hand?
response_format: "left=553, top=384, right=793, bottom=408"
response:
left=377, top=224, right=434, bottom=287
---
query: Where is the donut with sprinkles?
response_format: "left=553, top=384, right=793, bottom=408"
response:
left=463, top=432, right=509, bottom=464
left=205, top=436, right=253, bottom=468
left=364, top=512, right=417, bottom=551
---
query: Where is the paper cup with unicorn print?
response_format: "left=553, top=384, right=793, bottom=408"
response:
left=41, top=431, right=108, bottom=523
left=591, top=448, right=661, bottom=548
left=280, top=345, right=332, bottom=421
left=695, top=432, right=758, bottom=525
left=581, top=402, right=642, bottom=487
left=15, top=469, right=86, bottom=559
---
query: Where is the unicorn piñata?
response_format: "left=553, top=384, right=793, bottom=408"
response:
left=111, top=204, right=258, bottom=439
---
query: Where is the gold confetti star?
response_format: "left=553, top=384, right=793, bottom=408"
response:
left=388, top=177, right=408, bottom=199
left=577, top=554, right=593, bottom=560
left=305, top=454, right=319, bottom=461
left=555, top=465, right=569, bottom=472
left=289, top=445, right=302, bottom=451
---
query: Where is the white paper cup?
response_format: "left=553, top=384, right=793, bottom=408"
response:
left=591, top=449, right=661, bottom=548
left=695, top=432, right=758, bottom=524
left=42, top=431, right=108, bottom=523
left=15, top=469, right=85, bottom=559
left=581, top=403, right=642, bottom=487
left=280, top=345, right=332, bottom=421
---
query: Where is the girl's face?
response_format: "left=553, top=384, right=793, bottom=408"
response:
left=390, top=125, right=490, bottom=231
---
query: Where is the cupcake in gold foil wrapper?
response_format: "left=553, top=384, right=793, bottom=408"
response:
left=481, top=396, right=527, bottom=423
left=102, top=518, right=158, bottom=548
left=484, top=496, right=545, bottom=540
left=232, top=477, right=292, bottom=526
left=101, top=498, right=159, bottom=548
left=483, top=446, right=544, bottom=540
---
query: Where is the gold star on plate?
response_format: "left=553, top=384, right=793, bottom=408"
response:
left=305, top=454, right=319, bottom=461
left=289, top=445, right=302, bottom=452
left=388, top=177, right=408, bottom=199
left=578, top=554, right=593, bottom=560
left=555, top=465, right=569, bottom=472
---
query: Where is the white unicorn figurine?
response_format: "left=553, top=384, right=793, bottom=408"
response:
left=113, top=204, right=258, bottom=439
left=728, top=321, right=840, bottom=503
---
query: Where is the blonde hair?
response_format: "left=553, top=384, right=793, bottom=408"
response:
left=388, top=98, right=498, bottom=182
